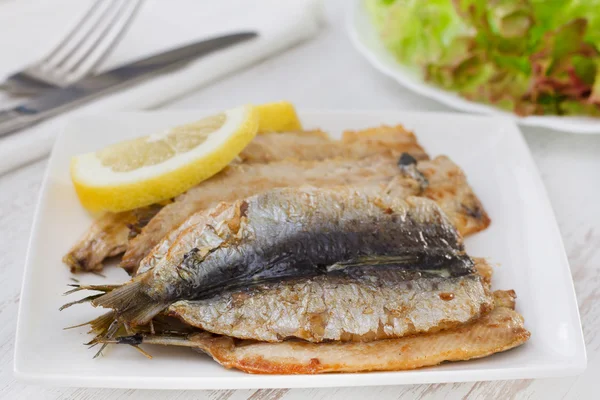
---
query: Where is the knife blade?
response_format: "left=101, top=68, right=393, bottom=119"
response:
left=0, top=31, right=258, bottom=137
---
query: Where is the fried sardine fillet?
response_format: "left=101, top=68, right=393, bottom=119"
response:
left=62, top=205, right=162, bottom=273
left=183, top=291, right=528, bottom=374
left=102, top=291, right=528, bottom=374
left=168, top=264, right=494, bottom=343
left=134, top=154, right=421, bottom=276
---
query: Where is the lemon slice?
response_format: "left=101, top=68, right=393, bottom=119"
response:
left=72, top=105, right=259, bottom=212
left=256, top=101, right=302, bottom=133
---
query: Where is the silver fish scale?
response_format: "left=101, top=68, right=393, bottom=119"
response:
left=168, top=273, right=492, bottom=342
left=144, top=186, right=467, bottom=301
left=135, top=155, right=422, bottom=275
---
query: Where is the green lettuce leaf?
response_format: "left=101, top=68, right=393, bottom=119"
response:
left=366, top=0, right=600, bottom=116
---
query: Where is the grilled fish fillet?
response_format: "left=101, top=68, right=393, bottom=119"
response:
left=125, top=154, right=489, bottom=275
left=240, top=125, right=428, bottom=163
left=419, top=156, right=490, bottom=236
left=135, top=155, right=423, bottom=276
left=107, top=291, right=528, bottom=374
left=62, top=205, right=162, bottom=273
left=86, top=187, right=474, bottom=328
left=190, top=296, right=528, bottom=374
left=65, top=126, right=428, bottom=273
left=168, top=265, right=493, bottom=343
left=166, top=259, right=494, bottom=343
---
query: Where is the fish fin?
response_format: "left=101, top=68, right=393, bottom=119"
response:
left=88, top=311, right=118, bottom=336
left=91, top=333, right=153, bottom=358
left=63, top=310, right=115, bottom=331
left=87, top=316, right=129, bottom=358
left=91, top=280, right=167, bottom=326
left=93, top=343, right=109, bottom=359
left=63, top=284, right=119, bottom=296
left=59, top=293, right=104, bottom=311
left=64, top=321, right=93, bottom=330
left=326, top=255, right=420, bottom=272
left=131, top=345, right=153, bottom=359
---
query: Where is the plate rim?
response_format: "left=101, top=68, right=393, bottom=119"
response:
left=14, top=110, right=587, bottom=389
left=346, top=0, right=600, bottom=134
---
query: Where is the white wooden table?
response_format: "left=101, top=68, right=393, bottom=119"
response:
left=1, top=1, right=598, bottom=398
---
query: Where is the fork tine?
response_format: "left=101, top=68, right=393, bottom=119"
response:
left=40, top=0, right=105, bottom=66
left=49, top=0, right=122, bottom=72
left=3, top=0, right=144, bottom=92
left=69, top=0, right=145, bottom=78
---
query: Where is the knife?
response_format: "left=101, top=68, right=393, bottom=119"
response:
left=0, top=31, right=258, bottom=137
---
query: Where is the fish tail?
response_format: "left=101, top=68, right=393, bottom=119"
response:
left=90, top=280, right=167, bottom=326
left=88, top=311, right=119, bottom=336
left=63, top=310, right=116, bottom=332
left=88, top=317, right=126, bottom=359
left=63, top=283, right=120, bottom=296
left=90, top=313, right=200, bottom=356
left=63, top=282, right=169, bottom=358
left=59, top=293, right=104, bottom=311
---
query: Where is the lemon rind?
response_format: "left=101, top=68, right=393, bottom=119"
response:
left=71, top=105, right=259, bottom=212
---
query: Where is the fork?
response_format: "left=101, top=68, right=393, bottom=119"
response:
left=0, top=0, right=144, bottom=96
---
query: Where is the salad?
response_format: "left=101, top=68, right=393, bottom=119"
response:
left=366, top=0, right=600, bottom=117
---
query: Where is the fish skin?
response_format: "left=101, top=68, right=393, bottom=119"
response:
left=135, top=155, right=422, bottom=276
left=91, top=187, right=473, bottom=328
left=168, top=267, right=494, bottom=343
left=65, top=126, right=428, bottom=273
left=185, top=296, right=529, bottom=374
left=144, top=188, right=471, bottom=303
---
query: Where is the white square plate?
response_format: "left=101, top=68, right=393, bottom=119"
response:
left=15, top=111, right=586, bottom=389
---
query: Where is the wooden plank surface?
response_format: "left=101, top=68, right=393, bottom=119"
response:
left=1, top=1, right=599, bottom=398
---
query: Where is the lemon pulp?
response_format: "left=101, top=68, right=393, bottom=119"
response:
left=71, top=106, right=258, bottom=212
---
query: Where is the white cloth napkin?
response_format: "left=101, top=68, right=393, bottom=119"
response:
left=0, top=0, right=322, bottom=175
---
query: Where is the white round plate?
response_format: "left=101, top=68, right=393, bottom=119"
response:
left=347, top=0, right=600, bottom=134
